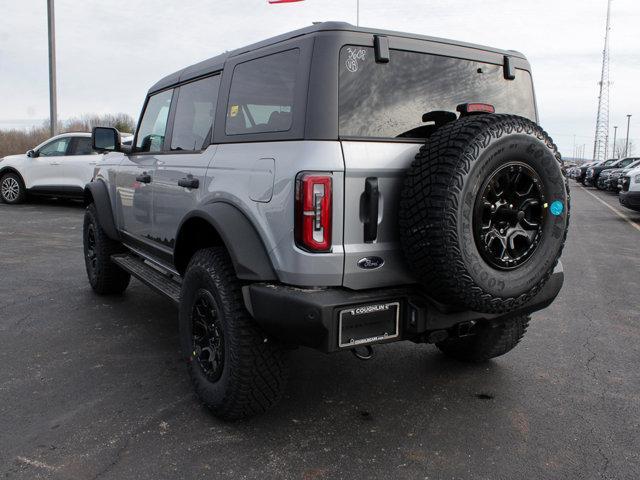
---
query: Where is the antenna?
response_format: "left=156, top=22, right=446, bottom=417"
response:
left=592, top=0, right=612, bottom=161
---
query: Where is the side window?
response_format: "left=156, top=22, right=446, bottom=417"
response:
left=135, top=89, right=174, bottom=152
left=226, top=49, right=299, bottom=135
left=38, top=137, right=71, bottom=157
left=70, top=137, right=96, bottom=155
left=170, top=75, right=221, bottom=151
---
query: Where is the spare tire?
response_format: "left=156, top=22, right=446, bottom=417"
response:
left=399, top=114, right=569, bottom=313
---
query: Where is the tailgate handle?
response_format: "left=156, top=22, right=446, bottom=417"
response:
left=363, top=177, right=379, bottom=243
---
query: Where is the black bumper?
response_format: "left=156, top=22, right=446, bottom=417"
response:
left=243, top=263, right=564, bottom=353
left=619, top=191, right=640, bottom=211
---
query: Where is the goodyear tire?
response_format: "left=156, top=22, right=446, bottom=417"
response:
left=179, top=247, right=289, bottom=421
left=399, top=114, right=569, bottom=313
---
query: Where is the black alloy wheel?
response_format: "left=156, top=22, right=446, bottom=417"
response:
left=191, top=289, right=225, bottom=382
left=85, top=223, right=98, bottom=277
left=473, top=162, right=545, bottom=270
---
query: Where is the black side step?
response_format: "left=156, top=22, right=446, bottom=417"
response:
left=111, top=254, right=181, bottom=305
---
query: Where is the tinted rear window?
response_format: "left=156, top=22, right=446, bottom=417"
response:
left=171, top=75, right=220, bottom=151
left=226, top=49, right=299, bottom=135
left=339, top=46, right=536, bottom=139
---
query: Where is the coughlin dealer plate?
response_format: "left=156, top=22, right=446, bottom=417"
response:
left=338, top=302, right=400, bottom=348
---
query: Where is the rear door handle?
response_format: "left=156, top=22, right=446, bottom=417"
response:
left=49, top=161, right=61, bottom=165
left=362, top=177, right=379, bottom=243
left=178, top=176, right=199, bottom=189
left=135, top=173, right=152, bottom=183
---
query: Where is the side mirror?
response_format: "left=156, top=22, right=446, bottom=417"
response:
left=92, top=126, right=121, bottom=152
left=26, top=149, right=37, bottom=158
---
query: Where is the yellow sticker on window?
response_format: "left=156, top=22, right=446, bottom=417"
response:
left=230, top=105, right=239, bottom=117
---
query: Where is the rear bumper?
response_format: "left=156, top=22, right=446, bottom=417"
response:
left=243, top=262, right=564, bottom=353
left=619, top=191, right=640, bottom=211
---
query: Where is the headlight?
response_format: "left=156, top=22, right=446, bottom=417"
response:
left=635, top=174, right=640, bottom=184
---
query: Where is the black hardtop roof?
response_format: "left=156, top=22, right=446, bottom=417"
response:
left=148, top=21, right=524, bottom=94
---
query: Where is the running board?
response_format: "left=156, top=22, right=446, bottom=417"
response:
left=111, top=253, right=181, bottom=305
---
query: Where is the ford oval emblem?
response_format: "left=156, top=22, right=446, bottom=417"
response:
left=357, top=256, right=384, bottom=270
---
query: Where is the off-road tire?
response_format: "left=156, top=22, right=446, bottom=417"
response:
left=399, top=114, right=569, bottom=313
left=179, top=247, right=289, bottom=421
left=83, top=203, right=131, bottom=294
left=436, top=315, right=530, bottom=362
left=0, top=172, right=27, bottom=204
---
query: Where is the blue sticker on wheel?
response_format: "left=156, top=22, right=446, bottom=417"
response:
left=550, top=200, right=564, bottom=216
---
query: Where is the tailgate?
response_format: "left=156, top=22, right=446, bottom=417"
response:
left=341, top=141, right=420, bottom=289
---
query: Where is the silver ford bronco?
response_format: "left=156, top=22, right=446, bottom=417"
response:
left=84, top=22, right=569, bottom=420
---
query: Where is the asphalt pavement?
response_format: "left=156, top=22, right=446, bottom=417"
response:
left=0, top=185, right=639, bottom=480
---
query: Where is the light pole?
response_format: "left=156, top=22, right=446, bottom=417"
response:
left=47, top=0, right=57, bottom=137
left=612, top=126, right=617, bottom=158
left=624, top=114, right=631, bottom=157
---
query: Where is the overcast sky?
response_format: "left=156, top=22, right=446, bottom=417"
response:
left=1, top=0, right=638, bottom=157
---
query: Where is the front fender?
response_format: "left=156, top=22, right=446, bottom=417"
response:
left=84, top=180, right=119, bottom=241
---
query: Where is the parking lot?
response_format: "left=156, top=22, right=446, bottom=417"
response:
left=0, top=185, right=638, bottom=480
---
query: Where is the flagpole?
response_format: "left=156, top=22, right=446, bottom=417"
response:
left=357, top=0, right=360, bottom=26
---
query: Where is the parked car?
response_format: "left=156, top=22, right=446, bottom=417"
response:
left=610, top=158, right=640, bottom=191
left=619, top=165, right=640, bottom=212
left=83, top=22, right=568, bottom=420
left=573, top=161, right=600, bottom=184
left=0, top=132, right=131, bottom=204
left=586, top=157, right=637, bottom=188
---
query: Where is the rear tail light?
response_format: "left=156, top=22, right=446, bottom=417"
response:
left=295, top=172, right=332, bottom=252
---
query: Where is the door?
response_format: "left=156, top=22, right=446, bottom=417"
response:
left=153, top=75, right=221, bottom=248
left=117, top=88, right=173, bottom=248
left=54, top=136, right=100, bottom=191
left=27, top=136, right=73, bottom=189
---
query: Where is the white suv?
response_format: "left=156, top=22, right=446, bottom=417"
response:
left=0, top=132, right=131, bottom=204
left=619, top=165, right=640, bottom=212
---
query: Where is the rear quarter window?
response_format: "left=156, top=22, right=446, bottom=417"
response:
left=339, top=46, right=536, bottom=140
left=226, top=49, right=299, bottom=136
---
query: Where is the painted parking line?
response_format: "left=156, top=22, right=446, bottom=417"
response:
left=578, top=185, right=640, bottom=233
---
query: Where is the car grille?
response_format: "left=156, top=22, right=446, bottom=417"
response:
left=621, top=176, right=631, bottom=192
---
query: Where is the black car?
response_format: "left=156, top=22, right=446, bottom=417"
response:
left=611, top=158, right=640, bottom=191
left=574, top=161, right=602, bottom=184
left=586, top=158, right=637, bottom=188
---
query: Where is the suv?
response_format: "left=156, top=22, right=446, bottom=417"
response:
left=586, top=157, right=636, bottom=188
left=0, top=132, right=133, bottom=204
left=619, top=165, right=640, bottom=211
left=611, top=158, right=640, bottom=191
left=83, top=23, right=568, bottom=420
left=1, top=133, right=98, bottom=204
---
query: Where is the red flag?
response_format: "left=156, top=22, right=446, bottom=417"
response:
left=269, top=0, right=304, bottom=3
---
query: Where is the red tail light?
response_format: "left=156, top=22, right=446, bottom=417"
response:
left=456, top=103, right=495, bottom=116
left=295, top=173, right=332, bottom=252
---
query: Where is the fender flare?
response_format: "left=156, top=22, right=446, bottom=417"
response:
left=175, top=202, right=277, bottom=281
left=84, top=181, right=120, bottom=241
left=0, top=167, right=26, bottom=188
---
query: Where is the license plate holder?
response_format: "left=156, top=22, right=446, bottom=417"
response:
left=338, top=302, right=400, bottom=348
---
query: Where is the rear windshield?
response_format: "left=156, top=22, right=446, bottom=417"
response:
left=339, top=46, right=536, bottom=140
